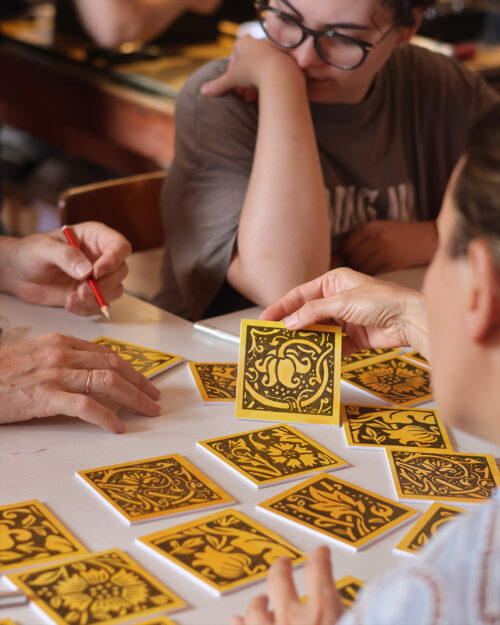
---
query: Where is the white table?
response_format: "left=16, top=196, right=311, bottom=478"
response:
left=1, top=290, right=499, bottom=625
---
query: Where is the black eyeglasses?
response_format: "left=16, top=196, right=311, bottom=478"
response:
left=255, top=1, right=393, bottom=71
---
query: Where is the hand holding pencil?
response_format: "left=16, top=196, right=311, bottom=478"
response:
left=0, top=222, right=132, bottom=316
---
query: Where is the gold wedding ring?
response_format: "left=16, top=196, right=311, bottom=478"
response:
left=84, top=370, right=93, bottom=395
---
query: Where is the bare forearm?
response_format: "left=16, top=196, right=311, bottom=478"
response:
left=228, top=71, right=330, bottom=306
left=72, top=0, right=191, bottom=47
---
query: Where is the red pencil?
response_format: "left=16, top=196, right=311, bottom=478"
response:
left=62, top=225, right=112, bottom=321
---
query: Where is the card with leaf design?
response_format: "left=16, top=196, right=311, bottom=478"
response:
left=198, top=424, right=347, bottom=488
left=189, top=362, right=237, bottom=403
left=137, top=508, right=305, bottom=595
left=0, top=500, right=87, bottom=574
left=341, top=348, right=401, bottom=372
left=7, top=548, right=185, bottom=625
left=404, top=350, right=430, bottom=367
left=236, top=320, right=342, bottom=426
left=341, top=404, right=451, bottom=450
left=394, top=502, right=466, bottom=556
left=341, top=355, right=433, bottom=407
left=386, top=448, right=500, bottom=504
left=93, top=337, right=183, bottom=378
left=76, top=454, right=233, bottom=524
left=258, top=473, right=418, bottom=551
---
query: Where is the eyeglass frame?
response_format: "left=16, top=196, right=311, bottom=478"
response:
left=254, top=0, right=394, bottom=71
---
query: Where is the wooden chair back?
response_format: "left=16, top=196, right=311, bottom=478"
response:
left=58, top=171, right=166, bottom=252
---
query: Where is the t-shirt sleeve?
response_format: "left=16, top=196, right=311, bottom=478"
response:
left=156, top=60, right=257, bottom=320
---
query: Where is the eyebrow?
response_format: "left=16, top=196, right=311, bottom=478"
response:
left=274, top=2, right=372, bottom=32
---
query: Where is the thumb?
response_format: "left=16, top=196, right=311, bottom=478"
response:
left=38, top=237, right=93, bottom=280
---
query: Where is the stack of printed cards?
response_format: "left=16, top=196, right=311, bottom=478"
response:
left=76, top=454, right=233, bottom=524
left=137, top=508, right=305, bottom=595
left=93, top=337, right=183, bottom=378
left=198, top=424, right=347, bottom=488
left=188, top=362, right=237, bottom=403
left=341, top=348, right=401, bottom=372
left=236, top=320, right=343, bottom=425
left=403, top=350, right=430, bottom=367
left=258, top=473, right=418, bottom=551
left=341, top=404, right=451, bottom=450
left=341, top=354, right=433, bottom=407
left=7, top=548, right=185, bottom=625
left=394, top=502, right=466, bottom=556
left=386, top=448, right=500, bottom=504
left=0, top=500, right=87, bottom=574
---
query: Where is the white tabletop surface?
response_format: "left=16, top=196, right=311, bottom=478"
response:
left=1, top=288, right=499, bottom=625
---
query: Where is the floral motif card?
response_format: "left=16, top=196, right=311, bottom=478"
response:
left=7, top=548, right=185, bottom=625
left=394, top=502, right=466, bottom=556
left=341, top=348, right=401, bottom=372
left=341, top=404, right=451, bottom=450
left=404, top=350, right=430, bottom=367
left=188, top=362, right=237, bottom=403
left=236, top=320, right=342, bottom=425
left=386, top=448, right=500, bottom=504
left=197, top=424, right=347, bottom=488
left=336, top=575, right=365, bottom=607
left=341, top=355, right=433, bottom=407
left=76, top=455, right=233, bottom=524
left=137, top=508, right=305, bottom=595
left=93, top=337, right=183, bottom=379
left=0, top=500, right=87, bottom=574
left=258, top=474, right=418, bottom=551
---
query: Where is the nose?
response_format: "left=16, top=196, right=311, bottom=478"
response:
left=290, top=36, right=324, bottom=69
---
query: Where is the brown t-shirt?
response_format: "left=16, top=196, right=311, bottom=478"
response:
left=155, top=44, right=498, bottom=320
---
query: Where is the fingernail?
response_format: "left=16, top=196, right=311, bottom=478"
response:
left=75, top=261, right=92, bottom=278
left=200, top=83, right=211, bottom=96
left=284, top=313, right=299, bottom=329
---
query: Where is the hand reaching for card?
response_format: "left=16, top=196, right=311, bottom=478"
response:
left=230, top=546, right=344, bottom=625
left=0, top=334, right=161, bottom=433
left=261, top=267, right=429, bottom=359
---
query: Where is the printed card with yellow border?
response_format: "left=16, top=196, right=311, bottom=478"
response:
left=258, top=473, right=418, bottom=551
left=404, top=350, right=430, bottom=367
left=0, top=500, right=87, bottom=575
left=341, top=404, right=451, bottom=450
left=236, top=320, right=342, bottom=426
left=188, top=362, right=237, bottom=403
left=197, top=424, right=347, bottom=488
left=394, top=502, right=466, bottom=556
left=137, top=508, right=305, bottom=595
left=134, top=618, right=177, bottom=625
left=341, top=348, right=401, bottom=372
left=0, top=619, right=18, bottom=625
left=386, top=448, right=500, bottom=504
left=7, top=548, right=185, bottom=625
left=341, top=355, right=433, bottom=407
left=93, top=337, right=183, bottom=378
left=336, top=575, right=365, bottom=607
left=76, top=454, right=233, bottom=524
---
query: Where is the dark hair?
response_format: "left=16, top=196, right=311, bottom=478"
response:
left=388, top=0, right=437, bottom=27
left=450, top=103, right=500, bottom=269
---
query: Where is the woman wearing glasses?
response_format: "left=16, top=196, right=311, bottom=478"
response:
left=155, top=0, right=498, bottom=321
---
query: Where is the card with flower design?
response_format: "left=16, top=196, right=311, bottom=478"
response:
left=197, top=424, right=347, bottom=488
left=394, top=502, right=467, bottom=556
left=341, top=355, right=433, bottom=407
left=137, top=508, right=305, bottom=595
left=258, top=473, right=418, bottom=551
left=93, top=337, right=183, bottom=378
left=7, top=548, right=185, bottom=625
left=135, top=618, right=177, bottom=625
left=188, top=362, right=237, bottom=402
left=236, top=320, right=342, bottom=426
left=0, top=500, right=87, bottom=575
left=341, top=348, right=401, bottom=372
left=76, top=454, right=233, bottom=524
left=404, top=350, right=430, bottom=367
left=336, top=575, right=365, bottom=607
left=341, top=404, right=451, bottom=450
left=386, top=448, right=500, bottom=504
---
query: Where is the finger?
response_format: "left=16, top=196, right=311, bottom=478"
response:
left=200, top=73, right=235, bottom=98
left=76, top=262, right=128, bottom=302
left=65, top=284, right=124, bottom=316
left=305, top=546, right=343, bottom=625
left=341, top=224, right=373, bottom=258
left=261, top=276, right=327, bottom=322
left=267, top=557, right=299, bottom=623
left=282, top=296, right=344, bottom=330
left=33, top=235, right=93, bottom=280
left=72, top=222, right=132, bottom=279
left=45, top=390, right=126, bottom=433
left=244, top=595, right=274, bottom=625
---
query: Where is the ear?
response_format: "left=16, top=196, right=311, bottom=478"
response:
left=396, top=9, right=425, bottom=45
left=466, top=239, right=500, bottom=343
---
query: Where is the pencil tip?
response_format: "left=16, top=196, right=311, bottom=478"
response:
left=101, top=306, right=112, bottom=322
